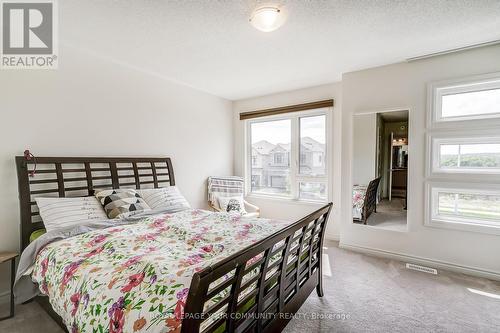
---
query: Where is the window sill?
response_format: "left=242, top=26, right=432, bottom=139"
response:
left=246, top=194, right=328, bottom=206
left=431, top=168, right=500, bottom=176
left=425, top=218, right=500, bottom=236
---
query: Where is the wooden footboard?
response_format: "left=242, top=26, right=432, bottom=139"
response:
left=181, top=203, right=333, bottom=333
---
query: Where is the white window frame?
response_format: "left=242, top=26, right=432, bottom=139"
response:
left=426, top=72, right=500, bottom=235
left=427, top=71, right=500, bottom=128
left=427, top=131, right=500, bottom=177
left=425, top=182, right=500, bottom=235
left=245, top=108, right=330, bottom=203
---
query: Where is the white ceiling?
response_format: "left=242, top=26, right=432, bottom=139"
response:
left=62, top=1, right=500, bottom=100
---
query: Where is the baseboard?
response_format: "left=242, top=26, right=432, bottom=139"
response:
left=340, top=242, right=500, bottom=282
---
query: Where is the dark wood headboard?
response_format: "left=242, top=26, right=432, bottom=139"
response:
left=15, top=156, right=175, bottom=250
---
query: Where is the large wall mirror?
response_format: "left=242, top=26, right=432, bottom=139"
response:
left=352, top=110, right=409, bottom=231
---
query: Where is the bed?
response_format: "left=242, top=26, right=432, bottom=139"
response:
left=352, top=177, right=381, bottom=224
left=14, top=156, right=332, bottom=333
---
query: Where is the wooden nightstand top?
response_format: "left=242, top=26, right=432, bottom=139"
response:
left=0, top=252, right=18, bottom=264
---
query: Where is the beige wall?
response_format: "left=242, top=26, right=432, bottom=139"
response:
left=340, top=44, right=500, bottom=278
left=352, top=113, right=377, bottom=185
left=233, top=83, right=342, bottom=240
left=233, top=44, right=500, bottom=279
left=0, top=46, right=233, bottom=293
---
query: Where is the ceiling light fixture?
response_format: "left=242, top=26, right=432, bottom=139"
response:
left=250, top=6, right=284, bottom=32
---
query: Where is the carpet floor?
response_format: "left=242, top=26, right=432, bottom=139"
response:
left=365, top=199, right=407, bottom=232
left=1, top=240, right=499, bottom=332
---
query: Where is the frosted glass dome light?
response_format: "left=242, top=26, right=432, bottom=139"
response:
left=250, top=7, right=284, bottom=32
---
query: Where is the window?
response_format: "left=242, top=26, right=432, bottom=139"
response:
left=250, top=119, right=291, bottom=196
left=274, top=153, right=285, bottom=165
left=430, top=135, right=500, bottom=175
left=299, top=115, right=326, bottom=175
left=427, top=184, right=500, bottom=234
left=440, top=144, right=500, bottom=169
left=248, top=110, right=328, bottom=201
left=427, top=72, right=500, bottom=234
left=430, top=73, right=500, bottom=124
left=437, top=191, right=500, bottom=223
left=441, top=88, right=500, bottom=120
left=299, top=182, right=327, bottom=201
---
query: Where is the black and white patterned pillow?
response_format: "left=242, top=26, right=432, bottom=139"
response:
left=95, top=189, right=151, bottom=219
left=218, top=196, right=247, bottom=214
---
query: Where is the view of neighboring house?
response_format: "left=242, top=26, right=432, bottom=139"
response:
left=251, top=137, right=326, bottom=193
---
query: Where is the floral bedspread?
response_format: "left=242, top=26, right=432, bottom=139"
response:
left=352, top=185, right=367, bottom=220
left=31, top=209, right=289, bottom=333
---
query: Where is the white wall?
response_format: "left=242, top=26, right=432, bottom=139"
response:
left=352, top=113, right=377, bottom=185
left=340, top=44, right=500, bottom=278
left=0, top=46, right=233, bottom=292
left=233, top=83, right=342, bottom=240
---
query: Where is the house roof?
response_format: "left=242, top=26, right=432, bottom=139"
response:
left=277, top=143, right=291, bottom=151
left=252, top=140, right=277, bottom=155
left=270, top=144, right=288, bottom=154
left=301, top=137, right=325, bottom=152
left=252, top=137, right=325, bottom=155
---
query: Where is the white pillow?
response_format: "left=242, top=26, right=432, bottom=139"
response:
left=218, top=196, right=247, bottom=214
left=138, top=186, right=191, bottom=212
left=36, top=197, right=108, bottom=233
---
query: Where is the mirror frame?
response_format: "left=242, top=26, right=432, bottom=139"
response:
left=350, top=108, right=411, bottom=232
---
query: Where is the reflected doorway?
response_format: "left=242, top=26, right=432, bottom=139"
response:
left=353, top=110, right=409, bottom=231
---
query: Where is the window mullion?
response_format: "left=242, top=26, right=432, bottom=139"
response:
left=290, top=116, right=299, bottom=199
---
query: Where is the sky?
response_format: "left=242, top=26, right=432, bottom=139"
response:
left=439, top=88, right=500, bottom=156
left=440, top=143, right=500, bottom=155
left=251, top=115, right=326, bottom=144
left=442, top=88, right=500, bottom=118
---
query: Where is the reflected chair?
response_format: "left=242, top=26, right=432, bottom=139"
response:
left=207, top=176, right=260, bottom=217
left=361, top=177, right=382, bottom=224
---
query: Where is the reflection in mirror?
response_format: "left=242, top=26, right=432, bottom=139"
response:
left=352, top=110, right=408, bottom=231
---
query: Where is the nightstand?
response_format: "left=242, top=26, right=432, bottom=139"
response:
left=0, top=252, right=18, bottom=321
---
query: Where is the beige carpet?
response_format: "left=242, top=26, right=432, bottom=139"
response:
left=1, top=241, right=499, bottom=332
left=365, top=199, right=407, bottom=231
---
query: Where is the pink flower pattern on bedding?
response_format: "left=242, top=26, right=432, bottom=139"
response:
left=32, top=209, right=289, bottom=333
left=352, top=185, right=368, bottom=220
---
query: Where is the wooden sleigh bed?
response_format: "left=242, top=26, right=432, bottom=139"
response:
left=16, top=155, right=332, bottom=333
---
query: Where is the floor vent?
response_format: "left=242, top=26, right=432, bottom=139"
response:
left=406, top=263, right=438, bottom=275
